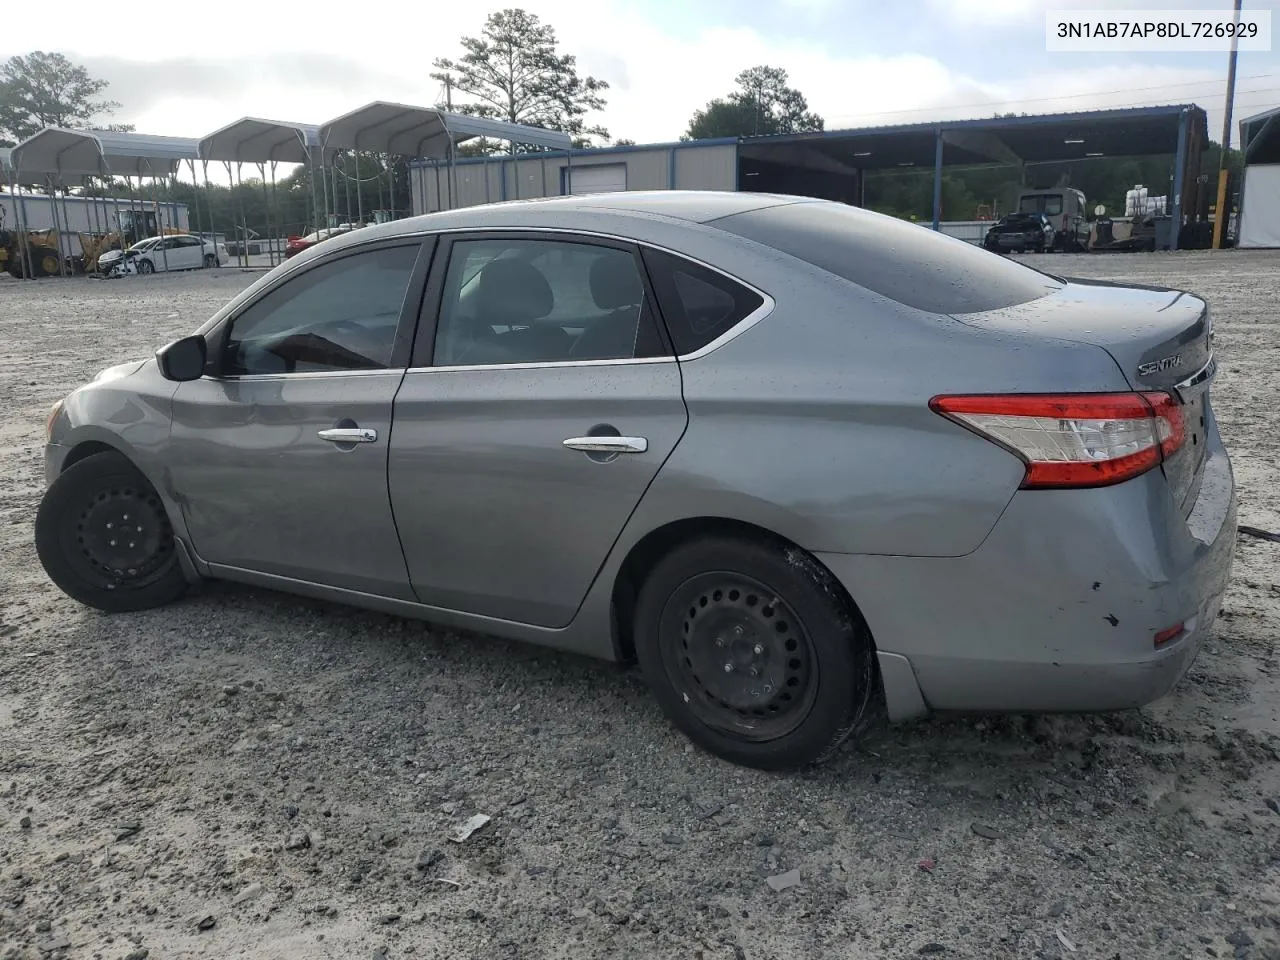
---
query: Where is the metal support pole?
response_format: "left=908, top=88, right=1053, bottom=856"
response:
left=931, top=128, right=944, bottom=231
left=150, top=171, right=170, bottom=272
left=343, top=152, right=353, bottom=224
left=331, top=158, right=340, bottom=226
left=306, top=146, right=321, bottom=233
left=388, top=154, right=396, bottom=218
left=89, top=182, right=104, bottom=269
left=1213, top=0, right=1244, bottom=249
left=1170, top=108, right=1189, bottom=251
left=7, top=174, right=31, bottom=279
left=228, top=162, right=246, bottom=268
left=15, top=174, right=34, bottom=280
left=186, top=162, right=203, bottom=248
left=201, top=161, right=216, bottom=252
left=378, top=153, right=386, bottom=219
left=44, top=176, right=65, bottom=278
left=354, top=151, right=364, bottom=224
left=269, top=161, right=280, bottom=265
left=56, top=177, right=72, bottom=276
left=258, top=162, right=272, bottom=267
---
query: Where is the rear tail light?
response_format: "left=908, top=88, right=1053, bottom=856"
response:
left=1153, top=622, right=1185, bottom=647
left=930, top=392, right=1184, bottom=489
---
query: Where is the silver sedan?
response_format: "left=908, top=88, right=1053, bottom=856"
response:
left=35, top=191, right=1236, bottom=769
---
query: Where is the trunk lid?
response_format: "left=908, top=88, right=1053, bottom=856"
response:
left=952, top=277, right=1214, bottom=516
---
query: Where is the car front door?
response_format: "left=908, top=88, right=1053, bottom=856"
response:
left=388, top=232, right=688, bottom=628
left=167, top=237, right=433, bottom=598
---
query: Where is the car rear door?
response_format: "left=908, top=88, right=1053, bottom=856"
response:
left=173, top=235, right=203, bottom=269
left=166, top=237, right=434, bottom=598
left=387, top=231, right=688, bottom=628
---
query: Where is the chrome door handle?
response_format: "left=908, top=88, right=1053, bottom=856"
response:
left=318, top=427, right=377, bottom=443
left=563, top=436, right=648, bottom=454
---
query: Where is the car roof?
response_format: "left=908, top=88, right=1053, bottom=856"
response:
left=303, top=190, right=829, bottom=263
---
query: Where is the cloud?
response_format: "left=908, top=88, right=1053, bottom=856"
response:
left=0, top=0, right=1248, bottom=152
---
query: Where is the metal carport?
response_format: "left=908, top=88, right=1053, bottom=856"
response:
left=199, top=118, right=327, bottom=265
left=8, top=128, right=200, bottom=277
left=319, top=100, right=572, bottom=215
left=737, top=104, right=1209, bottom=249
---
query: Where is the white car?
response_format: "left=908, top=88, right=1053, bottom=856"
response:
left=98, top=235, right=229, bottom=276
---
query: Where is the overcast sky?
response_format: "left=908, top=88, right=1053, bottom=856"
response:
left=5, top=0, right=1279, bottom=152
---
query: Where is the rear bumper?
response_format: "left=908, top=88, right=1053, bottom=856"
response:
left=820, top=434, right=1236, bottom=721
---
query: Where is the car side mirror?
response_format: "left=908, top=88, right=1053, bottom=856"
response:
left=156, top=335, right=207, bottom=382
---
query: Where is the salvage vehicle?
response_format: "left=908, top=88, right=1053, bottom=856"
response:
left=97, top=234, right=228, bottom=276
left=982, top=212, right=1055, bottom=253
left=1016, top=187, right=1091, bottom=251
left=34, top=191, right=1235, bottom=770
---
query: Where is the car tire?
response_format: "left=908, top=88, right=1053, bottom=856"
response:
left=137, top=259, right=154, bottom=275
left=203, top=253, right=218, bottom=269
left=34, top=450, right=188, bottom=613
left=634, top=536, right=877, bottom=770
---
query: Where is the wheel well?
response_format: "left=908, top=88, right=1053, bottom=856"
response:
left=61, top=441, right=120, bottom=473
left=610, top=517, right=870, bottom=664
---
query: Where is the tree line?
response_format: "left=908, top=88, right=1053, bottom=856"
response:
left=0, top=10, right=1242, bottom=239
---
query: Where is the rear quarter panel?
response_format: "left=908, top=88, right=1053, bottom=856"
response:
left=610, top=223, right=1139, bottom=558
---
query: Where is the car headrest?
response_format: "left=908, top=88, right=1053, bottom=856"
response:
left=473, top=258, right=554, bottom=322
left=589, top=253, right=642, bottom=310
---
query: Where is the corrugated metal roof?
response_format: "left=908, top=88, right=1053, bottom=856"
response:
left=11, top=128, right=199, bottom=176
left=320, top=101, right=571, bottom=156
left=408, top=136, right=736, bottom=169
left=419, top=103, right=1206, bottom=171
left=199, top=117, right=322, bottom=163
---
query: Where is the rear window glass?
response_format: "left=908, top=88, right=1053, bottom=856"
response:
left=711, top=201, right=1062, bottom=314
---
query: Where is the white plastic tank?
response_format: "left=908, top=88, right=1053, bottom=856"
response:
left=1125, top=185, right=1149, bottom=218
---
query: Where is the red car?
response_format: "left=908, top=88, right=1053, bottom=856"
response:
left=284, top=223, right=360, bottom=259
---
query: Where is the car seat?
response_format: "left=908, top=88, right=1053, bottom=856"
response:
left=452, top=258, right=572, bottom=365
left=571, top=254, right=644, bottom=360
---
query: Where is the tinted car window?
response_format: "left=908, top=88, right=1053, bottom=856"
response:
left=223, top=244, right=420, bottom=375
left=640, top=248, right=764, bottom=356
left=431, top=238, right=667, bottom=366
left=710, top=201, right=1062, bottom=314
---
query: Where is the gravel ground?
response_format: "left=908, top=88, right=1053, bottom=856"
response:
left=1, top=252, right=1279, bottom=960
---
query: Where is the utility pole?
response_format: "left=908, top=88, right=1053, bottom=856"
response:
left=1212, top=0, right=1244, bottom=250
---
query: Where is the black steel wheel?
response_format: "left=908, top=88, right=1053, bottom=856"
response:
left=634, top=536, right=877, bottom=770
left=35, top=450, right=188, bottom=612
left=203, top=253, right=218, bottom=268
left=662, top=572, right=819, bottom=741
